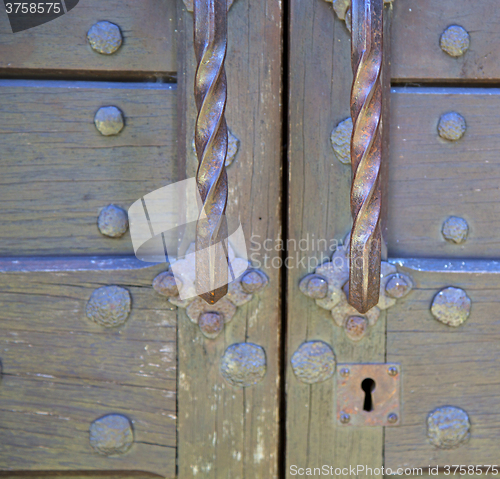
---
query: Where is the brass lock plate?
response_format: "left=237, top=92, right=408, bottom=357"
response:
left=336, top=363, right=401, bottom=427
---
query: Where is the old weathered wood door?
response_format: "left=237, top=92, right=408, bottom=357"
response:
left=1, top=0, right=500, bottom=478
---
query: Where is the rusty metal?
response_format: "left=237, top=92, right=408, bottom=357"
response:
left=430, top=286, right=471, bottom=327
left=440, top=25, right=470, bottom=58
left=220, top=343, right=267, bottom=388
left=193, top=0, right=229, bottom=304
left=336, top=363, right=401, bottom=426
left=349, top=0, right=383, bottom=313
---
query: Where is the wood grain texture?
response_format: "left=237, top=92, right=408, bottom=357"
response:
left=391, top=0, right=500, bottom=82
left=0, top=0, right=176, bottom=78
left=176, top=0, right=283, bottom=476
left=388, top=87, right=500, bottom=259
left=286, top=2, right=390, bottom=477
left=385, top=259, right=500, bottom=468
left=0, top=258, right=176, bottom=475
left=0, top=80, right=177, bottom=256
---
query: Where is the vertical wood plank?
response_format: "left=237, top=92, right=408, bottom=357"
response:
left=286, top=1, right=389, bottom=476
left=176, top=0, right=283, bottom=476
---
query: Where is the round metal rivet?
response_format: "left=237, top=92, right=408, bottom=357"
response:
left=387, top=366, right=398, bottom=377
left=427, top=406, right=470, bottom=449
left=440, top=25, right=470, bottom=57
left=307, top=276, right=328, bottom=299
left=442, top=216, right=469, bottom=244
left=198, top=312, right=224, bottom=339
left=86, top=285, right=131, bottom=328
left=385, top=274, right=412, bottom=299
left=340, top=413, right=351, bottom=424
left=331, top=118, right=353, bottom=165
left=431, top=287, right=471, bottom=327
left=97, top=204, right=128, bottom=238
left=87, top=21, right=123, bottom=55
left=291, top=341, right=336, bottom=384
left=220, top=343, right=267, bottom=388
left=89, top=414, right=133, bottom=455
left=240, top=269, right=268, bottom=294
left=152, top=271, right=181, bottom=297
left=94, top=106, right=124, bottom=136
left=340, top=367, right=350, bottom=378
left=387, top=413, right=398, bottom=424
left=438, top=112, right=466, bottom=141
left=344, top=316, right=368, bottom=341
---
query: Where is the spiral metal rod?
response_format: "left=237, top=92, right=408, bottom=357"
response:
left=194, top=0, right=229, bottom=304
left=349, top=0, right=383, bottom=313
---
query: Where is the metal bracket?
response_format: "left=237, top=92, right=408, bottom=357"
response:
left=337, top=363, right=401, bottom=426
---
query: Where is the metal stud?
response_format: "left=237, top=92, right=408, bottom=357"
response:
left=331, top=118, right=353, bottom=165
left=291, top=341, right=336, bottom=384
left=89, top=414, right=134, bottom=455
left=94, top=106, right=124, bottom=136
left=442, top=216, right=469, bottom=244
left=97, top=204, right=128, bottom=238
left=427, top=406, right=470, bottom=449
left=86, top=285, right=131, bottom=328
left=87, top=21, right=123, bottom=55
left=438, top=112, right=466, bottom=141
left=220, top=343, right=267, bottom=387
left=431, top=286, right=471, bottom=327
left=198, top=312, right=224, bottom=339
left=440, top=25, right=470, bottom=58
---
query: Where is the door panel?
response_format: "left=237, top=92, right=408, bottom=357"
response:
left=386, top=259, right=500, bottom=468
left=0, top=258, right=175, bottom=475
left=176, top=0, right=283, bottom=476
left=0, top=80, right=177, bottom=256
left=388, top=88, right=500, bottom=258
left=0, top=0, right=176, bottom=79
left=392, top=0, right=500, bottom=81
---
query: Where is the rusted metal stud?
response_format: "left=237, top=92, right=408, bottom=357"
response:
left=438, top=112, right=466, bottom=141
left=385, top=273, right=412, bottom=299
left=94, top=106, right=124, bottom=136
left=299, top=274, right=329, bottom=300
left=387, top=413, right=398, bottom=424
left=87, top=21, right=123, bottom=55
left=349, top=0, right=383, bottom=313
left=427, top=406, right=470, bottom=449
left=329, top=0, right=394, bottom=32
left=97, top=204, right=128, bottom=238
left=186, top=297, right=236, bottom=324
left=290, top=341, right=336, bottom=384
left=344, top=316, right=368, bottom=341
left=86, top=285, right=131, bottom=328
left=220, top=343, right=267, bottom=387
left=442, top=216, right=469, bottom=244
left=331, top=118, right=353, bottom=165
left=340, top=413, right=351, bottom=424
left=198, top=312, right=224, bottom=339
left=152, top=271, right=181, bottom=297
left=89, top=414, right=134, bottom=455
left=440, top=25, right=470, bottom=58
left=431, top=286, right=471, bottom=327
left=240, top=269, right=269, bottom=294
left=387, top=365, right=398, bottom=377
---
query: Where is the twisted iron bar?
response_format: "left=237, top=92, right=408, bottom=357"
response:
left=193, top=0, right=229, bottom=304
left=349, top=0, right=383, bottom=313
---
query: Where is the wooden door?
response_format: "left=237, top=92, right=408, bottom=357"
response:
left=0, top=1, right=282, bottom=477
left=287, top=0, right=500, bottom=477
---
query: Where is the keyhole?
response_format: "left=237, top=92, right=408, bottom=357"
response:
left=361, top=378, right=376, bottom=412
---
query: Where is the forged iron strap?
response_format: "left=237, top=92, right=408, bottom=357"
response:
left=349, top=0, right=383, bottom=313
left=193, top=0, right=229, bottom=304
